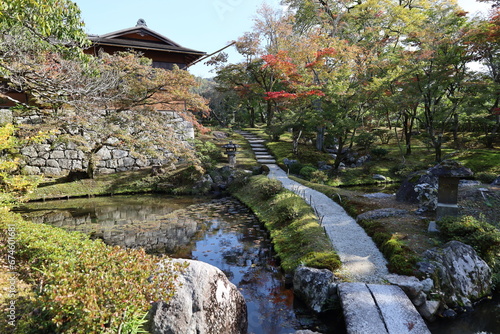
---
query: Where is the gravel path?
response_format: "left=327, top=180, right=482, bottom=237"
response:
left=238, top=131, right=389, bottom=283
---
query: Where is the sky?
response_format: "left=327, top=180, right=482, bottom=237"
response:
left=73, top=0, right=493, bottom=78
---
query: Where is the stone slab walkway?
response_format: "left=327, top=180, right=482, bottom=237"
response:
left=338, top=283, right=431, bottom=334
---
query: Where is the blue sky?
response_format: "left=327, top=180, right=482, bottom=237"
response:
left=73, top=0, right=491, bottom=78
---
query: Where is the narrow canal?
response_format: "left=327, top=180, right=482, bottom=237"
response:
left=17, top=194, right=345, bottom=334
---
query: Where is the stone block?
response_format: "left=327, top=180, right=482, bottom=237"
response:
left=23, top=166, right=40, bottom=175
left=385, top=274, right=424, bottom=299
left=50, top=150, right=65, bottom=159
left=96, top=146, right=112, bottom=160
left=20, top=146, right=38, bottom=158
left=0, top=109, right=13, bottom=125
left=71, top=160, right=83, bottom=170
left=368, top=284, right=431, bottom=334
left=65, top=150, right=79, bottom=159
left=46, top=159, right=60, bottom=168
left=112, top=149, right=128, bottom=159
left=31, top=158, right=46, bottom=167
left=58, top=159, right=72, bottom=170
left=122, top=157, right=135, bottom=167
left=41, top=167, right=63, bottom=176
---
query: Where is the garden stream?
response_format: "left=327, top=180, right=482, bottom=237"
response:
left=17, top=194, right=499, bottom=334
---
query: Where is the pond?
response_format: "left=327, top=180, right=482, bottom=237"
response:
left=17, top=194, right=345, bottom=334
left=17, top=194, right=500, bottom=334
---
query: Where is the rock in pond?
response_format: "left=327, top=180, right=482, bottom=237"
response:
left=417, top=241, right=492, bottom=308
left=293, top=265, right=338, bottom=313
left=149, top=259, right=247, bottom=334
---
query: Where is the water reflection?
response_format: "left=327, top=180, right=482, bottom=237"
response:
left=427, top=294, right=500, bottom=334
left=18, top=195, right=342, bottom=334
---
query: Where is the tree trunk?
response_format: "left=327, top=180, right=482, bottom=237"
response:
left=293, top=130, right=302, bottom=156
left=316, top=126, right=325, bottom=151
left=249, top=106, right=255, bottom=128
left=266, top=100, right=274, bottom=127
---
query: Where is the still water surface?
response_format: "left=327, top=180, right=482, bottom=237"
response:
left=18, top=194, right=344, bottom=334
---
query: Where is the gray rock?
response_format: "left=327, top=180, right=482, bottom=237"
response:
left=417, top=300, right=440, bottom=321
left=294, top=331, right=322, bottom=334
left=373, top=174, right=387, bottom=181
left=0, top=109, right=13, bottom=125
left=149, top=259, right=247, bottom=334
left=50, top=150, right=65, bottom=159
left=412, top=291, right=427, bottom=307
left=428, top=221, right=440, bottom=233
left=362, top=192, right=394, bottom=199
left=356, top=208, right=409, bottom=221
left=385, top=274, right=424, bottom=299
left=421, top=278, right=434, bottom=293
left=418, top=241, right=492, bottom=308
left=46, top=159, right=60, bottom=168
left=293, top=265, right=337, bottom=313
left=65, top=150, right=79, bottom=160
left=20, top=146, right=38, bottom=158
left=492, top=176, right=500, bottom=186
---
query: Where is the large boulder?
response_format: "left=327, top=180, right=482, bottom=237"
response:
left=396, top=171, right=437, bottom=204
left=293, top=265, right=338, bottom=313
left=149, top=259, right=247, bottom=334
left=417, top=241, right=492, bottom=308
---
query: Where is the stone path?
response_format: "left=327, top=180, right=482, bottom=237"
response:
left=237, top=130, right=388, bottom=283
left=237, top=131, right=431, bottom=334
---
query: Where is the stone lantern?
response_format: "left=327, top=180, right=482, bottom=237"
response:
left=428, top=160, right=473, bottom=220
left=222, top=141, right=239, bottom=168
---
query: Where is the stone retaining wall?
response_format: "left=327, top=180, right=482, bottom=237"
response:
left=1, top=108, right=195, bottom=176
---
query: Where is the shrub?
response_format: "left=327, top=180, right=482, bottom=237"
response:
left=476, top=172, right=497, bottom=184
left=371, top=148, right=389, bottom=159
left=303, top=252, right=342, bottom=272
left=288, top=162, right=304, bottom=175
left=191, top=139, right=222, bottom=169
left=299, top=166, right=317, bottom=180
left=354, top=132, right=376, bottom=151
left=0, top=216, right=185, bottom=333
left=258, top=178, right=283, bottom=199
left=272, top=195, right=302, bottom=226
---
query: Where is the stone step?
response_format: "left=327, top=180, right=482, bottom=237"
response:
left=254, top=154, right=274, bottom=159
left=338, top=283, right=431, bottom=334
left=252, top=147, right=268, bottom=152
left=368, top=284, right=430, bottom=334
left=338, top=283, right=388, bottom=334
left=257, top=159, right=276, bottom=164
left=250, top=144, right=266, bottom=149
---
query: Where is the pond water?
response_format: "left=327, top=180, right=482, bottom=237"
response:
left=18, top=194, right=345, bottom=334
left=17, top=194, right=499, bottom=334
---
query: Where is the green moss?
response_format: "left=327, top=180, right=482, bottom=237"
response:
left=232, top=175, right=341, bottom=273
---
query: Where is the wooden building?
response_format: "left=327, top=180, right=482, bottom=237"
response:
left=1, top=19, right=206, bottom=107
left=85, top=19, right=206, bottom=70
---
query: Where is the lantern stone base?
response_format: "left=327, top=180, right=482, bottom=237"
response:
left=436, top=203, right=459, bottom=220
